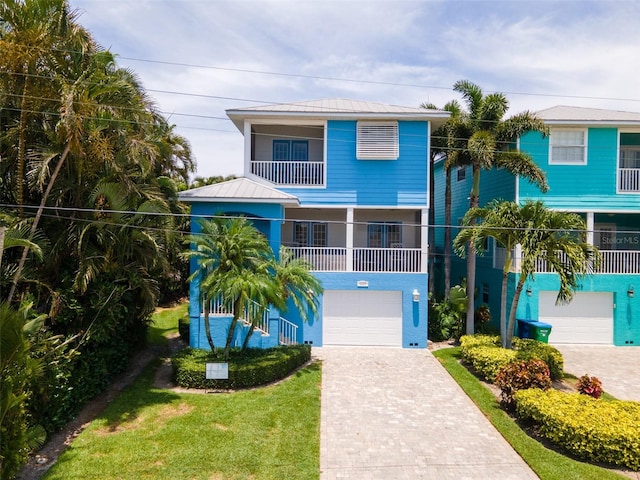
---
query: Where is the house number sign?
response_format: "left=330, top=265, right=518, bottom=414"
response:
left=206, top=363, right=229, bottom=380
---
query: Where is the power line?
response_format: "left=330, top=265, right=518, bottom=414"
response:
left=4, top=203, right=638, bottom=236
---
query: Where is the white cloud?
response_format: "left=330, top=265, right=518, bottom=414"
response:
left=71, top=0, right=640, bottom=177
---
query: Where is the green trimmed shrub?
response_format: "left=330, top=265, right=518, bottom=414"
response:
left=515, top=389, right=640, bottom=471
left=459, top=335, right=564, bottom=382
left=173, top=345, right=311, bottom=390
left=462, top=345, right=517, bottom=382
left=513, top=338, right=564, bottom=380
left=178, top=316, right=190, bottom=343
left=459, top=334, right=500, bottom=357
left=494, top=359, right=551, bottom=410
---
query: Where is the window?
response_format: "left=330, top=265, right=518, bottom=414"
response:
left=456, top=166, right=466, bottom=181
left=549, top=129, right=587, bottom=165
left=356, top=121, right=399, bottom=160
left=273, top=140, right=308, bottom=161
left=367, top=222, right=402, bottom=248
left=294, top=222, right=326, bottom=247
left=482, top=283, right=489, bottom=303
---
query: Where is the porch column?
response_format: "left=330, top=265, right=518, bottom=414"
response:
left=514, top=244, right=522, bottom=272
left=421, top=208, right=428, bottom=273
left=346, top=208, right=354, bottom=272
left=586, top=211, right=595, bottom=246
left=243, top=120, right=252, bottom=174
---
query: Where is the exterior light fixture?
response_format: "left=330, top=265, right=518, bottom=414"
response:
left=412, top=289, right=420, bottom=302
left=307, top=289, right=315, bottom=299
left=628, top=285, right=635, bottom=298
left=526, top=286, right=532, bottom=297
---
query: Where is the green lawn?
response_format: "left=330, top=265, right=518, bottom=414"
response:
left=43, top=305, right=321, bottom=480
left=433, top=347, right=627, bottom=480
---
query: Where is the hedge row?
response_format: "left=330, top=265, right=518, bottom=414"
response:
left=172, top=345, right=312, bottom=390
left=515, top=389, right=640, bottom=471
left=459, top=335, right=564, bottom=381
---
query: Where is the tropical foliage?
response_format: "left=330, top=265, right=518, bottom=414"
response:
left=455, top=199, right=598, bottom=348
left=184, top=217, right=322, bottom=360
left=446, top=80, right=549, bottom=335
left=0, top=0, right=195, bottom=473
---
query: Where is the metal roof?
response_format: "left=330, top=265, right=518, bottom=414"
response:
left=226, top=98, right=450, bottom=131
left=536, top=105, right=640, bottom=125
left=178, top=177, right=300, bottom=205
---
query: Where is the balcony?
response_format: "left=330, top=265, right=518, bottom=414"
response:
left=535, top=250, right=640, bottom=274
left=289, top=246, right=423, bottom=273
left=619, top=168, right=640, bottom=192
left=250, top=160, right=324, bottom=186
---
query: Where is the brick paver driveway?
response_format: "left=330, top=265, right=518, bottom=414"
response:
left=314, top=347, right=537, bottom=480
left=554, top=344, right=640, bottom=401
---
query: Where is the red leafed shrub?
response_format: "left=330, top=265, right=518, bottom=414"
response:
left=495, top=359, right=552, bottom=410
left=576, top=374, right=603, bottom=399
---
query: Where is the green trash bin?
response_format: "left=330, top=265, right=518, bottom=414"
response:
left=529, top=321, right=552, bottom=343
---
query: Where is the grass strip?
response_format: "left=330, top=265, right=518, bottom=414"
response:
left=432, top=347, right=627, bottom=480
left=42, top=303, right=321, bottom=480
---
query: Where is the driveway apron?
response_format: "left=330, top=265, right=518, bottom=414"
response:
left=554, top=344, right=640, bottom=401
left=314, top=347, right=537, bottom=480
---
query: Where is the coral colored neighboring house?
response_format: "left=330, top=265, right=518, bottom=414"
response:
left=435, top=106, right=640, bottom=346
left=179, top=99, right=449, bottom=349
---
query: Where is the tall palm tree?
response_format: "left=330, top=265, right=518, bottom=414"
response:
left=451, top=80, right=550, bottom=335
left=422, top=100, right=462, bottom=298
left=454, top=200, right=598, bottom=348
left=0, top=0, right=92, bottom=217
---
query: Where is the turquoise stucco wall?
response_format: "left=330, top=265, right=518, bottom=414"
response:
left=519, top=128, right=640, bottom=210
left=512, top=273, right=640, bottom=346
left=280, top=120, right=429, bottom=206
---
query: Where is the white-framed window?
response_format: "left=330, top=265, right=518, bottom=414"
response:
left=356, top=121, right=399, bottom=160
left=549, top=129, right=587, bottom=165
left=294, top=222, right=327, bottom=247
left=367, top=222, right=402, bottom=248
left=456, top=166, right=466, bottom=181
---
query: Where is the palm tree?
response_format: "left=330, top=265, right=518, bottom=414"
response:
left=0, top=0, right=92, bottom=217
left=422, top=100, right=462, bottom=298
left=184, top=217, right=272, bottom=360
left=454, top=200, right=598, bottom=348
left=450, top=80, right=550, bottom=335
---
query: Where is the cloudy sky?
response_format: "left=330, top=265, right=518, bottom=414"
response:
left=71, top=0, right=640, bottom=179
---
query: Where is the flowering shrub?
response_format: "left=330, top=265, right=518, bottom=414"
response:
left=512, top=338, right=564, bottom=380
left=494, top=359, right=551, bottom=409
left=576, top=374, right=603, bottom=399
left=515, top=389, right=640, bottom=471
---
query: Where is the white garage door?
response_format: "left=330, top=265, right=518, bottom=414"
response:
left=323, top=290, right=402, bottom=346
left=539, top=291, right=613, bottom=344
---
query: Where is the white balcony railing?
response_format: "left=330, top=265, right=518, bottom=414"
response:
left=290, top=247, right=347, bottom=271
left=619, top=168, right=640, bottom=192
left=289, top=246, right=423, bottom=272
left=353, top=248, right=422, bottom=272
left=251, top=160, right=324, bottom=186
left=535, top=250, right=640, bottom=274
left=279, top=317, right=298, bottom=346
left=202, top=297, right=270, bottom=335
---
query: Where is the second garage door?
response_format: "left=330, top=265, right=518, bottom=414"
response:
left=323, top=290, right=402, bottom=346
left=539, top=291, right=613, bottom=344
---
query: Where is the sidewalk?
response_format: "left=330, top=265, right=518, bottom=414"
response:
left=315, top=347, right=537, bottom=479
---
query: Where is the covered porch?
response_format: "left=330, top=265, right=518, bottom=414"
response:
left=282, top=207, right=428, bottom=273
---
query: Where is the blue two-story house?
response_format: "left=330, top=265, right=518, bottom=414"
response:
left=436, top=105, right=640, bottom=346
left=180, top=99, right=449, bottom=349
